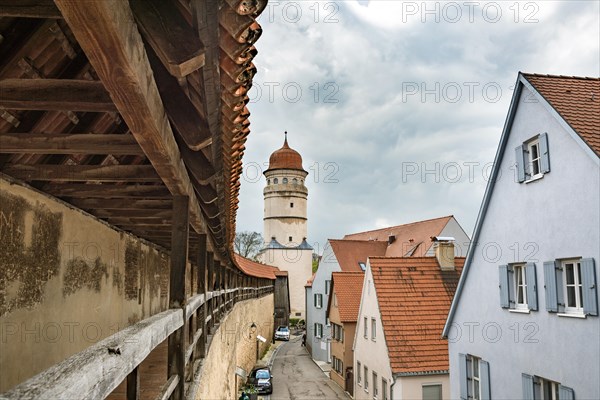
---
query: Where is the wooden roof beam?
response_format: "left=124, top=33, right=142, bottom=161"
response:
left=0, top=133, right=144, bottom=155
left=0, top=79, right=116, bottom=112
left=2, top=164, right=161, bottom=182
left=43, top=183, right=171, bottom=198
left=130, top=0, right=205, bottom=79
left=0, top=0, right=62, bottom=18
left=54, top=0, right=217, bottom=250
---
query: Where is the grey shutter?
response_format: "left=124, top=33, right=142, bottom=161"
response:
left=581, top=258, right=598, bottom=316
left=314, top=293, right=317, bottom=307
left=539, top=132, right=550, bottom=173
left=515, top=145, right=526, bottom=183
left=480, top=360, right=491, bottom=400
left=558, top=385, right=575, bottom=400
left=459, top=354, right=468, bottom=400
left=521, top=374, right=534, bottom=400
left=544, top=261, right=559, bottom=312
left=525, top=263, right=538, bottom=311
left=499, top=265, right=510, bottom=308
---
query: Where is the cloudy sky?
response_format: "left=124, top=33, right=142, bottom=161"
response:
left=235, top=0, right=600, bottom=253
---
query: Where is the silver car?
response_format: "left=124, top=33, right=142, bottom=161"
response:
left=274, top=325, right=290, bottom=341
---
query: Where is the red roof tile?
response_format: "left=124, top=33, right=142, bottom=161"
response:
left=234, top=254, right=279, bottom=279
left=523, top=73, right=600, bottom=155
left=331, top=272, right=364, bottom=322
left=343, top=216, right=454, bottom=257
left=329, top=240, right=387, bottom=272
left=370, top=257, right=465, bottom=374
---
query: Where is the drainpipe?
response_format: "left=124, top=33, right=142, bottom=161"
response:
left=390, top=376, right=396, bottom=399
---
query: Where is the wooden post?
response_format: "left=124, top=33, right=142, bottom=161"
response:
left=126, top=367, right=139, bottom=400
left=196, top=234, right=207, bottom=358
left=207, top=252, right=214, bottom=331
left=214, top=260, right=221, bottom=322
left=168, top=196, right=189, bottom=400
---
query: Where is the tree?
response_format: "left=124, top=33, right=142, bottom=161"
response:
left=234, top=231, right=264, bottom=259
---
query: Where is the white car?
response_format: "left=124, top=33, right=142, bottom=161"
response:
left=274, top=325, right=290, bottom=341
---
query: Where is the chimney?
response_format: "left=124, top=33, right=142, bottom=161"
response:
left=431, top=236, right=455, bottom=270
left=388, top=234, right=396, bottom=245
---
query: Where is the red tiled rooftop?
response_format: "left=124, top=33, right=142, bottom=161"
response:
left=234, top=254, right=279, bottom=280
left=369, top=256, right=465, bottom=374
left=523, top=73, right=600, bottom=155
left=329, top=239, right=387, bottom=272
left=343, top=216, right=454, bottom=257
left=331, top=272, right=364, bottom=322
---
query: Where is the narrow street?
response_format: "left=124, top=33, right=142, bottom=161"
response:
left=268, top=336, right=350, bottom=400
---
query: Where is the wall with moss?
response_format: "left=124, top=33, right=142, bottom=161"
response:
left=0, top=177, right=171, bottom=392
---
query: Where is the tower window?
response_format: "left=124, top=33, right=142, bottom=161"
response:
left=283, top=177, right=288, bottom=184
left=289, top=236, right=293, bottom=242
left=290, top=202, right=294, bottom=208
left=273, top=178, right=278, bottom=184
left=267, top=179, right=270, bottom=185
left=293, top=178, right=298, bottom=184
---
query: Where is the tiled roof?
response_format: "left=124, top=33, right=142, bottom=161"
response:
left=233, top=254, right=279, bottom=280
left=370, top=257, right=465, bottom=374
left=343, top=216, right=454, bottom=257
left=523, top=73, right=600, bottom=155
left=331, top=272, right=364, bottom=322
left=329, top=240, right=387, bottom=272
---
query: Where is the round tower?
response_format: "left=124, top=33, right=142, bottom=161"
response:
left=258, top=133, right=313, bottom=319
left=263, top=133, right=308, bottom=246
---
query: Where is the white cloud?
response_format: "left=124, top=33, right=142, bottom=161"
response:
left=237, top=0, right=600, bottom=252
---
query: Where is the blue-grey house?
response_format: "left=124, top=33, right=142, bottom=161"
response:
left=443, top=73, right=600, bottom=399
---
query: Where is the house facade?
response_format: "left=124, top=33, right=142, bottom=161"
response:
left=306, top=216, right=471, bottom=363
left=354, top=241, right=464, bottom=400
left=327, top=272, right=365, bottom=396
left=444, top=73, right=600, bottom=399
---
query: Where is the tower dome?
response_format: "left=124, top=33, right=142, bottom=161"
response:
left=267, top=133, right=304, bottom=171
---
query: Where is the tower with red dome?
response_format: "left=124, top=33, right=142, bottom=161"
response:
left=257, top=133, right=312, bottom=318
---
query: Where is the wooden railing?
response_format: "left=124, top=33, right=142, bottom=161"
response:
left=2, top=286, right=274, bottom=400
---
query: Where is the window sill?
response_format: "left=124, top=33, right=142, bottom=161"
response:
left=509, top=309, right=531, bottom=314
left=525, top=174, right=544, bottom=184
left=558, top=313, right=587, bottom=319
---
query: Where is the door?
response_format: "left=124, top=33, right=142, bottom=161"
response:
left=345, top=367, right=354, bottom=396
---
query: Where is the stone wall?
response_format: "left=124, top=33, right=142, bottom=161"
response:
left=194, top=294, right=274, bottom=399
left=0, top=177, right=171, bottom=392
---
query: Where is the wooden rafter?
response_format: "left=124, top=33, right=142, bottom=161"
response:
left=42, top=183, right=171, bottom=198
left=0, top=79, right=116, bottom=112
left=0, top=133, right=144, bottom=155
left=130, top=0, right=205, bottom=79
left=0, top=0, right=62, bottom=18
left=53, top=0, right=217, bottom=249
left=2, top=164, right=160, bottom=182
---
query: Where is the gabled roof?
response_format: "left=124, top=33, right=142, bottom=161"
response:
left=523, top=73, right=600, bottom=155
left=370, top=257, right=464, bottom=374
left=343, top=216, right=455, bottom=257
left=329, top=272, right=364, bottom=322
left=329, top=239, right=387, bottom=272
left=233, top=254, right=279, bottom=280
left=443, top=72, right=600, bottom=337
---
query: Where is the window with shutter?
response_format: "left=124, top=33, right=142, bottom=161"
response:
left=525, top=263, right=538, bottom=311
left=516, top=134, right=550, bottom=183
left=499, top=265, right=511, bottom=308
left=522, top=374, right=535, bottom=400
left=516, top=145, right=527, bottom=183
left=539, top=132, right=550, bottom=173
left=461, top=354, right=488, bottom=400
left=544, top=261, right=560, bottom=312
left=459, top=354, right=468, bottom=400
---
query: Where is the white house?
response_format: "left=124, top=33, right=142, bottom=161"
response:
left=353, top=239, right=464, bottom=400
left=306, top=216, right=470, bottom=363
left=443, top=73, right=600, bottom=399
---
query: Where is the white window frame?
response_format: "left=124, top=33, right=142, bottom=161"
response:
left=538, top=377, right=560, bottom=400
left=513, top=264, right=528, bottom=310
left=315, top=293, right=323, bottom=309
left=372, top=371, right=378, bottom=399
left=562, top=259, right=583, bottom=314
left=357, top=361, right=362, bottom=386
left=527, top=138, right=543, bottom=179
left=371, top=317, right=376, bottom=341
left=314, top=323, right=323, bottom=338
left=364, top=365, right=369, bottom=392
left=382, top=378, right=388, bottom=400
left=325, top=280, right=331, bottom=295
left=467, top=355, right=482, bottom=400
left=364, top=316, right=368, bottom=338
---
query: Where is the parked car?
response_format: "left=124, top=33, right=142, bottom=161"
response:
left=274, top=325, right=290, bottom=341
left=248, top=367, right=273, bottom=395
